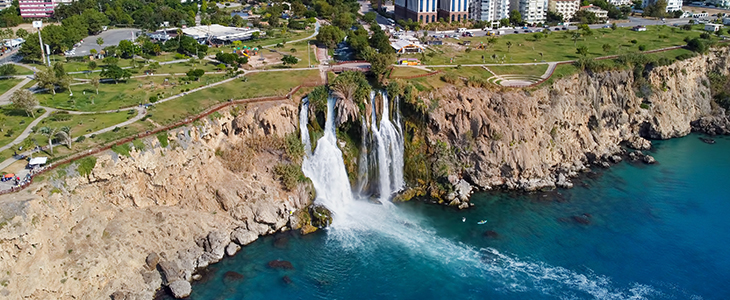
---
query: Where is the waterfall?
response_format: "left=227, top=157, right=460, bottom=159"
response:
left=355, top=118, right=369, bottom=195
left=300, top=98, right=311, bottom=155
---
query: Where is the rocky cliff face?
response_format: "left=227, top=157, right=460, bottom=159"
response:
left=421, top=47, right=730, bottom=194
left=0, top=100, right=311, bottom=299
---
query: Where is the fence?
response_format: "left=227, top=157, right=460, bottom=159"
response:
left=0, top=82, right=320, bottom=196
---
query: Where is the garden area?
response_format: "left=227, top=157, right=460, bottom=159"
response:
left=0, top=78, right=22, bottom=94
left=406, top=25, right=707, bottom=65
left=0, top=106, right=45, bottom=147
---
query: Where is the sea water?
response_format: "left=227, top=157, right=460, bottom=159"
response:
left=178, top=134, right=730, bottom=300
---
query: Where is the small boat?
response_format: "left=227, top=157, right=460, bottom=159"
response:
left=462, top=217, right=466, bottom=222
left=477, top=220, right=488, bottom=225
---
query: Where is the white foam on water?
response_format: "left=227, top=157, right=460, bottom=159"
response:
left=299, top=90, right=659, bottom=300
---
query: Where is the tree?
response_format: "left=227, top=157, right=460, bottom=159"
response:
left=611, top=23, right=618, bottom=30
left=317, top=25, right=345, bottom=48
left=18, top=33, right=42, bottom=62
left=118, top=40, right=140, bottom=58
left=572, top=32, right=582, bottom=46
left=186, top=68, right=205, bottom=81
left=506, top=41, right=512, bottom=52
left=35, top=68, right=58, bottom=95
left=363, top=11, right=377, bottom=23
left=0, top=64, right=16, bottom=76
left=330, top=71, right=369, bottom=126
left=643, top=0, right=667, bottom=18
left=602, top=43, right=612, bottom=53
left=509, top=10, right=522, bottom=26
left=573, top=10, right=598, bottom=24
left=101, top=65, right=132, bottom=83
left=281, top=54, right=298, bottom=66
left=90, top=76, right=100, bottom=96
left=15, top=28, right=28, bottom=39
left=576, top=46, right=589, bottom=56
left=82, top=8, right=109, bottom=35
left=38, top=126, right=71, bottom=155
left=547, top=11, right=564, bottom=23
left=148, top=62, right=161, bottom=73
left=364, top=50, right=394, bottom=81
left=10, top=90, right=38, bottom=117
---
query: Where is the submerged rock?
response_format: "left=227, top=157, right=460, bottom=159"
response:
left=643, top=155, right=656, bottom=164
left=282, top=275, right=293, bottom=284
left=223, top=271, right=244, bottom=284
left=699, top=137, right=716, bottom=144
left=268, top=260, right=294, bottom=270
left=483, top=230, right=500, bottom=239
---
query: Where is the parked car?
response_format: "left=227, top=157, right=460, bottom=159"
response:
left=602, top=25, right=611, bottom=28
left=554, top=27, right=561, bottom=31
left=523, top=29, right=529, bottom=32
left=514, top=30, right=519, bottom=33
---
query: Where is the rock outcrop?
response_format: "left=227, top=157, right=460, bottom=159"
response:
left=0, top=100, right=312, bottom=299
left=420, top=47, right=730, bottom=194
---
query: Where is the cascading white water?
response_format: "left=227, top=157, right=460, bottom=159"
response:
left=379, top=92, right=405, bottom=193
left=298, top=91, right=645, bottom=299
left=355, top=118, right=369, bottom=195
left=299, top=98, right=311, bottom=155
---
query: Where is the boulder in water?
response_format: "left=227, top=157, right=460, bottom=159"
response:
left=282, top=275, right=292, bottom=284
left=268, top=260, right=294, bottom=270
left=483, top=230, right=500, bottom=239
left=699, top=137, right=716, bottom=144
left=168, top=280, right=192, bottom=298
left=643, top=155, right=656, bottom=164
left=572, top=215, right=591, bottom=225
left=626, top=136, right=652, bottom=150
left=225, top=242, right=240, bottom=256
left=310, top=205, right=332, bottom=228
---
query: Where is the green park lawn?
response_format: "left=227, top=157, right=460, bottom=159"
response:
left=149, top=69, right=320, bottom=125
left=488, top=64, right=548, bottom=76
left=0, top=106, right=46, bottom=148
left=390, top=66, right=432, bottom=78
left=36, top=75, right=226, bottom=112
left=0, top=78, right=22, bottom=94
left=13, top=65, right=35, bottom=76
left=412, top=25, right=703, bottom=65
left=31, top=110, right=133, bottom=142
left=433, top=66, right=493, bottom=79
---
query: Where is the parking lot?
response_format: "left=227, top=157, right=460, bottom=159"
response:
left=71, top=28, right=142, bottom=57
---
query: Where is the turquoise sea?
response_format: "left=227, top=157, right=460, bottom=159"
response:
left=168, top=134, right=730, bottom=299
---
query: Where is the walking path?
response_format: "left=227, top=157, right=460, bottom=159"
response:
left=0, top=77, right=32, bottom=105
left=0, top=108, right=54, bottom=153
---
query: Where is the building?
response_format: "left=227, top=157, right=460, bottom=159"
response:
left=0, top=0, right=14, bottom=11
left=608, top=0, right=632, bottom=6
left=469, top=0, right=510, bottom=25
left=704, top=23, right=723, bottom=32
left=438, top=0, right=470, bottom=22
left=707, top=0, right=730, bottom=8
left=548, top=0, right=579, bottom=21
left=394, top=0, right=438, bottom=23
left=181, top=24, right=262, bottom=44
left=642, top=0, right=682, bottom=13
left=510, top=0, right=546, bottom=24
left=580, top=4, right=608, bottom=19
left=724, top=18, right=730, bottom=25
left=19, top=0, right=55, bottom=18
left=390, top=37, right=425, bottom=53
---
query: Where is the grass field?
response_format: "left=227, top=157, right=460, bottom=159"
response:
left=390, top=66, right=432, bottom=78
left=410, top=25, right=704, bottom=65
left=37, top=75, right=227, bottom=112
left=0, top=106, right=45, bottom=148
left=33, top=110, right=133, bottom=139
left=488, top=64, right=548, bottom=76
left=149, top=69, right=321, bottom=125
left=0, top=78, right=22, bottom=94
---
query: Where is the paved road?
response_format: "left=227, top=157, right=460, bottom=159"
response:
left=72, top=29, right=143, bottom=57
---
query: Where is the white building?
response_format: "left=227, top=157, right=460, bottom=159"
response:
left=438, top=0, right=470, bottom=22
left=470, top=0, right=510, bottom=24
left=704, top=23, right=723, bottom=31
left=608, top=0, right=632, bottom=6
left=0, top=0, right=13, bottom=10
left=182, top=24, right=262, bottom=43
left=642, top=0, right=682, bottom=13
left=548, top=0, right=579, bottom=21
left=580, top=4, right=608, bottom=19
left=724, top=18, right=730, bottom=25
left=511, top=0, right=546, bottom=24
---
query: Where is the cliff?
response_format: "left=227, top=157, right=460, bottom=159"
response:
left=412, top=47, right=730, bottom=199
left=0, top=100, right=313, bottom=299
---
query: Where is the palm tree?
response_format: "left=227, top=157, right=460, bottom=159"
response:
left=506, top=41, right=512, bottom=53
left=38, top=126, right=71, bottom=155
left=572, top=32, right=581, bottom=46
left=91, top=76, right=100, bottom=95
left=330, top=72, right=367, bottom=126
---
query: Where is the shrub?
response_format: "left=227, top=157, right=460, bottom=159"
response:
left=149, top=95, right=158, bottom=103
left=111, top=143, right=132, bottom=156
left=75, top=136, right=86, bottom=143
left=274, top=162, right=306, bottom=191
left=638, top=45, right=646, bottom=51
left=76, top=156, right=97, bottom=180
left=630, top=39, right=638, bottom=44
left=441, top=73, right=459, bottom=84
left=640, top=103, right=650, bottom=109
left=157, top=132, right=169, bottom=147
left=132, top=139, right=145, bottom=151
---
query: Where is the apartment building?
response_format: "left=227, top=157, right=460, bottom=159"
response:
left=19, top=0, right=55, bottom=18
left=394, top=0, right=439, bottom=23
left=438, top=0, right=470, bottom=22
left=0, top=0, right=13, bottom=11
left=548, top=0, right=579, bottom=21
left=579, top=4, right=608, bottom=19
left=469, top=0, right=510, bottom=23
left=642, top=0, right=682, bottom=12
left=608, top=0, right=632, bottom=6
left=510, top=0, right=546, bottom=24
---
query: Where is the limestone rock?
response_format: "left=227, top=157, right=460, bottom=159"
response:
left=168, top=280, right=192, bottom=298
left=643, top=155, right=657, bottom=164
left=225, top=242, right=241, bottom=256
left=627, top=136, right=652, bottom=150
left=231, top=227, right=259, bottom=246
left=146, top=252, right=160, bottom=270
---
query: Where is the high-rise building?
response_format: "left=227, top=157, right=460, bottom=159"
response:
left=394, top=0, right=439, bottom=23
left=438, top=0, right=469, bottom=22
left=0, top=0, right=14, bottom=11
left=510, top=0, right=546, bottom=24
left=469, top=0, right=510, bottom=24
left=548, top=0, right=578, bottom=21
left=642, top=0, right=682, bottom=12
left=19, top=0, right=55, bottom=17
